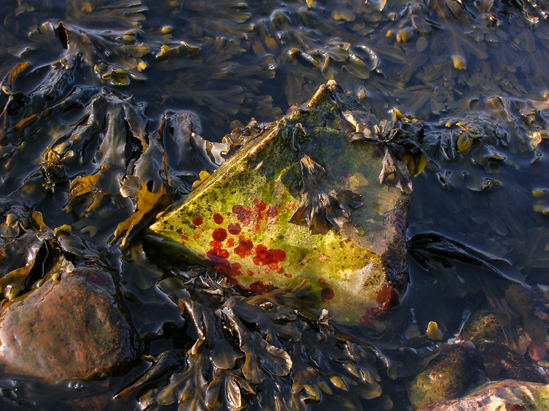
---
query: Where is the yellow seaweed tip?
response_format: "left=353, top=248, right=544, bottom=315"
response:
left=158, top=45, right=170, bottom=58
left=396, top=29, right=410, bottom=43
left=457, top=134, right=472, bottom=154
left=192, top=170, right=211, bottom=189
left=137, top=61, right=148, bottom=72
left=5, top=213, right=17, bottom=226
left=452, top=55, right=467, bottom=70
left=54, top=224, right=72, bottom=236
left=392, top=107, right=409, bottom=122
left=532, top=189, right=546, bottom=198
left=81, top=2, right=93, bottom=13
left=426, top=321, right=443, bottom=340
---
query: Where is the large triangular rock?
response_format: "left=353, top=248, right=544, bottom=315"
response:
left=148, top=81, right=410, bottom=323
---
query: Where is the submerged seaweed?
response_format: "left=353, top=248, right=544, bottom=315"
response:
left=116, top=273, right=384, bottom=410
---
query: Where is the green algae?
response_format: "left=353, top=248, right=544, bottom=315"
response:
left=149, top=81, right=410, bottom=323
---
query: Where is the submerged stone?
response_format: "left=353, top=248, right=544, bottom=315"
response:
left=423, top=379, right=549, bottom=411
left=478, top=342, right=547, bottom=383
left=461, top=309, right=506, bottom=346
left=148, top=81, right=410, bottom=323
left=406, top=344, right=473, bottom=409
left=0, top=269, right=138, bottom=382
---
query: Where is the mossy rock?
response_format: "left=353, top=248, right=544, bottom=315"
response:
left=406, top=345, right=473, bottom=409
left=461, top=309, right=506, bottom=346
left=148, top=81, right=411, bottom=323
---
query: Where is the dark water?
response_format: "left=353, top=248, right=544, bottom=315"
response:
left=0, top=0, right=548, bottom=409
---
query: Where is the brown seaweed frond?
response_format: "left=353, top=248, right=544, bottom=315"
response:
left=351, top=119, right=418, bottom=194
left=290, top=155, right=362, bottom=234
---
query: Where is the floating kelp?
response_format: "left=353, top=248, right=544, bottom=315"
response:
left=380, top=0, right=549, bottom=119
left=65, top=0, right=147, bottom=29
left=117, top=272, right=384, bottom=410
left=0, top=210, right=53, bottom=300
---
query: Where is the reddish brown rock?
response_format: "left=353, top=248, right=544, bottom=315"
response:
left=0, top=269, right=138, bottom=382
left=478, top=342, right=547, bottom=383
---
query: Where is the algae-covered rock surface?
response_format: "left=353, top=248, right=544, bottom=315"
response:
left=406, top=344, right=473, bottom=409
left=148, top=81, right=413, bottom=323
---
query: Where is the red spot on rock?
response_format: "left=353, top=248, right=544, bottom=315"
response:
left=230, top=262, right=241, bottom=274
left=254, top=199, right=267, bottom=212
left=212, top=228, right=227, bottom=242
left=247, top=270, right=254, bottom=276
left=285, top=273, right=292, bottom=278
left=272, top=249, right=286, bottom=262
left=249, top=281, right=265, bottom=294
left=207, top=247, right=229, bottom=261
left=192, top=217, right=203, bottom=226
left=226, top=238, right=235, bottom=248
left=232, top=204, right=253, bottom=226
left=321, top=287, right=334, bottom=301
left=213, top=265, right=238, bottom=284
left=193, top=233, right=200, bottom=240
left=180, top=234, right=188, bottom=244
left=376, top=284, right=399, bottom=309
left=213, top=213, right=224, bottom=224
left=267, top=206, right=278, bottom=218
left=234, top=238, right=254, bottom=258
left=359, top=307, right=386, bottom=329
left=318, top=278, right=326, bottom=285
left=253, top=245, right=286, bottom=266
left=227, top=223, right=241, bottom=235
left=207, top=242, right=241, bottom=284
